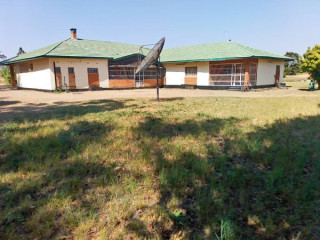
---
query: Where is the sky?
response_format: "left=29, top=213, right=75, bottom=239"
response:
left=1, top=0, right=319, bottom=58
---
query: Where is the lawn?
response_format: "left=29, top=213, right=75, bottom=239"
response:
left=1, top=94, right=320, bottom=239
left=284, top=73, right=317, bottom=90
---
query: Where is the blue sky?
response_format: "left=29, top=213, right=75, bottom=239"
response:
left=1, top=0, right=319, bottom=58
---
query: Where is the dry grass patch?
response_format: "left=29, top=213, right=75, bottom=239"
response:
left=1, top=97, right=320, bottom=239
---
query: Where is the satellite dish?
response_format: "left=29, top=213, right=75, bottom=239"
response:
left=136, top=37, right=165, bottom=102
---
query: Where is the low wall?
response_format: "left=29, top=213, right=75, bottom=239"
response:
left=144, top=78, right=164, bottom=87
left=109, top=79, right=135, bottom=88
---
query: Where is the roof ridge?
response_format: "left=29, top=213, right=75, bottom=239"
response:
left=79, top=38, right=149, bottom=49
left=43, top=39, right=70, bottom=56
left=163, top=41, right=227, bottom=51
left=229, top=41, right=254, bottom=56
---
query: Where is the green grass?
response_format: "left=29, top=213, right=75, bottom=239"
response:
left=284, top=72, right=319, bottom=90
left=1, top=96, right=320, bottom=239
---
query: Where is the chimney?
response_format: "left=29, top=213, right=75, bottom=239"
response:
left=70, top=28, right=77, bottom=39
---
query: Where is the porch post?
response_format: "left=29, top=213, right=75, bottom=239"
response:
left=9, top=64, right=17, bottom=87
left=244, top=63, right=250, bottom=86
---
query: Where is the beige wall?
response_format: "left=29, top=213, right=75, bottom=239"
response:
left=165, top=59, right=285, bottom=87
left=164, top=62, right=209, bottom=86
left=15, top=58, right=54, bottom=90
left=49, top=58, right=109, bottom=89
left=257, top=59, right=285, bottom=85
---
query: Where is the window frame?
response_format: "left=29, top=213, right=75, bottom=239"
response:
left=68, top=67, right=74, bottom=74
left=87, top=68, right=98, bottom=74
left=185, top=67, right=197, bottom=77
left=54, top=67, right=61, bottom=73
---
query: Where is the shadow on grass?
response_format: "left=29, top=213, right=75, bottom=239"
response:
left=0, top=100, right=21, bottom=106
left=0, top=99, right=135, bottom=123
left=298, top=89, right=320, bottom=91
left=0, top=120, right=120, bottom=238
left=1, top=101, right=319, bottom=239
left=132, top=115, right=320, bottom=239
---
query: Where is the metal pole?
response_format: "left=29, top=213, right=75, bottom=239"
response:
left=156, top=62, right=159, bottom=102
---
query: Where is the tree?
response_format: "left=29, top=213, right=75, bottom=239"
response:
left=0, top=51, right=6, bottom=59
left=284, top=52, right=301, bottom=75
left=301, top=45, right=320, bottom=89
left=17, top=47, right=25, bottom=56
left=1, top=66, right=11, bottom=84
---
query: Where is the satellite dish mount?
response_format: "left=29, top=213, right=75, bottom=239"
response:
left=135, top=37, right=165, bottom=102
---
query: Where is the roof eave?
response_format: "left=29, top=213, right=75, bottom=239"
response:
left=1, top=55, right=114, bottom=65
left=46, top=55, right=113, bottom=60
left=1, top=56, right=46, bottom=65
left=161, top=56, right=292, bottom=63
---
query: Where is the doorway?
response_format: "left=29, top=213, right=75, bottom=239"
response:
left=87, top=68, right=100, bottom=87
left=54, top=67, right=62, bottom=89
left=231, top=64, right=245, bottom=86
left=68, top=67, right=76, bottom=89
left=135, top=71, right=144, bottom=88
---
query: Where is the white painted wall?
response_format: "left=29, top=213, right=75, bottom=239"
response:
left=15, top=58, right=54, bottom=90
left=164, top=62, right=209, bottom=86
left=49, top=58, right=109, bottom=88
left=257, top=59, right=285, bottom=85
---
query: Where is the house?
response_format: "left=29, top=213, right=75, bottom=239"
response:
left=2, top=29, right=165, bottom=90
left=2, top=29, right=291, bottom=90
left=161, top=41, right=292, bottom=88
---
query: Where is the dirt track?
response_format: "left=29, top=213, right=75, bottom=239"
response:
left=1, top=85, right=319, bottom=104
left=1, top=86, right=319, bottom=123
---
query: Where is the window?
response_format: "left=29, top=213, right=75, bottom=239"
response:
left=20, top=63, right=29, bottom=73
left=185, top=67, right=197, bottom=77
left=276, top=65, right=280, bottom=71
left=29, top=64, right=33, bottom=71
left=209, top=63, right=245, bottom=86
left=88, top=68, right=98, bottom=73
left=249, top=63, right=257, bottom=85
left=68, top=67, right=74, bottom=74
left=144, top=68, right=165, bottom=79
left=108, top=67, right=165, bottom=80
left=54, top=67, right=61, bottom=73
left=109, top=67, right=134, bottom=79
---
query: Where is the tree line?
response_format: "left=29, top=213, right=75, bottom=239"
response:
left=284, top=45, right=320, bottom=89
left=0, top=48, right=25, bottom=84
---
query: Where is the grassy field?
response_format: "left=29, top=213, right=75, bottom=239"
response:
left=284, top=73, right=316, bottom=90
left=1, top=90, right=320, bottom=239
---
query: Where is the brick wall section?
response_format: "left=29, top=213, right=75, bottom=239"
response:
left=109, top=78, right=164, bottom=88
left=244, top=63, right=250, bottom=86
left=184, top=77, right=197, bottom=85
left=144, top=78, right=164, bottom=87
left=109, top=79, right=135, bottom=88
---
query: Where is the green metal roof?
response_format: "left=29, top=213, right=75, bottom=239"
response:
left=2, top=38, right=150, bottom=64
left=2, top=39, right=292, bottom=65
left=160, top=41, right=292, bottom=63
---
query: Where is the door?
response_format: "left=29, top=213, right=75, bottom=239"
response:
left=55, top=67, right=62, bottom=89
left=87, top=68, right=100, bottom=87
left=231, top=64, right=245, bottom=86
left=275, top=65, right=280, bottom=86
left=184, top=67, right=197, bottom=85
left=68, top=67, right=76, bottom=89
left=135, top=71, right=144, bottom=87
